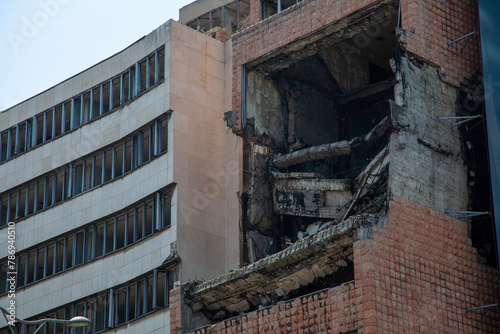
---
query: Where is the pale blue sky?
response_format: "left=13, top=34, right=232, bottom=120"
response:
left=0, top=0, right=194, bottom=111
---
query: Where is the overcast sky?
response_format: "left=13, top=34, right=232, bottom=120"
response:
left=0, top=0, right=194, bottom=111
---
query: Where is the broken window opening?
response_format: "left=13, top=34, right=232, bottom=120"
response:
left=458, top=93, right=498, bottom=268
left=261, top=0, right=301, bottom=20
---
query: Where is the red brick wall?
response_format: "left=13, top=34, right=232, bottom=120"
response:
left=190, top=284, right=359, bottom=333
left=170, top=287, right=183, bottom=334
left=173, top=197, right=499, bottom=333
left=400, top=0, right=481, bottom=86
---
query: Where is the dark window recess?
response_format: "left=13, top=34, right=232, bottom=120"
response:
left=368, top=63, right=393, bottom=84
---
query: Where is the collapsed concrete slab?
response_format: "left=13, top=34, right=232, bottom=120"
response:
left=185, top=214, right=379, bottom=322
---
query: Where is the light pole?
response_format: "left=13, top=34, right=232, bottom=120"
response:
left=0, top=306, right=91, bottom=334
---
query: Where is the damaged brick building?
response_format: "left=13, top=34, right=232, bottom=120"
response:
left=172, top=0, right=500, bottom=332
left=1, top=0, right=498, bottom=333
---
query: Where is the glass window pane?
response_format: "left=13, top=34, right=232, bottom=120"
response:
left=84, top=159, right=92, bottom=191
left=55, top=239, right=65, bottom=273
left=124, top=139, right=132, bottom=173
left=112, top=77, right=121, bottom=109
left=145, top=275, right=154, bottom=313
left=27, top=183, right=35, bottom=215
left=36, top=115, right=44, bottom=145
left=104, top=149, right=113, bottom=182
left=83, top=91, right=91, bottom=124
left=73, top=96, right=82, bottom=128
left=115, top=215, right=125, bottom=250
left=9, top=128, right=16, bottom=158
left=160, top=117, right=168, bottom=153
left=156, top=271, right=166, bottom=308
left=95, top=222, right=105, bottom=257
left=123, top=71, right=130, bottom=103
left=144, top=200, right=153, bottom=237
left=75, top=231, right=85, bottom=265
left=137, top=205, right=144, bottom=241
left=1, top=132, right=8, bottom=161
left=66, top=235, right=74, bottom=269
left=73, top=163, right=84, bottom=196
left=47, top=174, right=54, bottom=208
left=94, top=154, right=103, bottom=186
left=36, top=247, right=45, bottom=280
left=86, top=227, right=93, bottom=263
left=114, top=145, right=123, bottom=178
left=55, top=170, right=64, bottom=204
left=36, top=179, right=45, bottom=212
left=63, top=101, right=72, bottom=133
left=17, top=123, right=26, bottom=154
left=149, top=54, right=156, bottom=87
left=0, top=264, right=7, bottom=295
left=158, top=47, right=165, bottom=81
left=115, top=288, right=127, bottom=325
left=9, top=192, right=17, bottom=221
left=26, top=250, right=36, bottom=284
left=92, top=86, right=101, bottom=119
left=95, top=294, right=109, bottom=332
left=128, top=284, right=137, bottom=321
left=54, top=105, right=63, bottom=137
left=16, top=254, right=26, bottom=287
left=105, top=221, right=114, bottom=254
left=102, top=82, right=110, bottom=114
left=45, top=109, right=53, bottom=141
left=18, top=188, right=26, bottom=219
left=127, top=210, right=134, bottom=246
left=139, top=60, right=147, bottom=94
left=46, top=243, right=55, bottom=276
left=143, top=128, right=150, bottom=163
left=164, top=194, right=171, bottom=228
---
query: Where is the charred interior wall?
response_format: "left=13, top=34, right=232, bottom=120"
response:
left=239, top=31, right=395, bottom=262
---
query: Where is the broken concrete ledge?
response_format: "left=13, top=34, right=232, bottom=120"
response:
left=273, top=116, right=391, bottom=168
left=186, top=214, right=378, bottom=316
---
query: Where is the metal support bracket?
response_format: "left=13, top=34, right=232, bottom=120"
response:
left=444, top=210, right=490, bottom=219
left=466, top=303, right=498, bottom=314
left=447, top=31, right=477, bottom=53
left=438, top=115, right=482, bottom=127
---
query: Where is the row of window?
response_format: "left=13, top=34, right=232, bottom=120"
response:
left=0, top=268, right=173, bottom=334
left=0, top=189, right=172, bottom=294
left=0, top=46, right=165, bottom=164
left=0, top=114, right=169, bottom=226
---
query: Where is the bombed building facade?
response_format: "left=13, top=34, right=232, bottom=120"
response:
left=0, top=0, right=499, bottom=333
left=172, top=0, right=500, bottom=333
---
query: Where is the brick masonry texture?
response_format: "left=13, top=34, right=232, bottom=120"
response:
left=400, top=0, right=481, bottom=87
left=171, top=197, right=499, bottom=333
left=232, top=0, right=482, bottom=131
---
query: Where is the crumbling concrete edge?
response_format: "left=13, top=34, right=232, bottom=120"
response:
left=189, top=213, right=379, bottom=297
